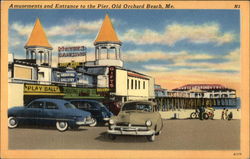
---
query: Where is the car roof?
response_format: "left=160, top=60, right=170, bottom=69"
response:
left=69, top=99, right=100, bottom=103
left=33, top=98, right=69, bottom=104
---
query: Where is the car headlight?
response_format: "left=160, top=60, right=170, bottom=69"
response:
left=145, top=120, right=152, bottom=127
left=86, top=116, right=91, bottom=120
left=109, top=119, right=114, bottom=125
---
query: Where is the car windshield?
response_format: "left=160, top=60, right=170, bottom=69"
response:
left=122, top=103, right=152, bottom=112
left=64, top=103, right=76, bottom=109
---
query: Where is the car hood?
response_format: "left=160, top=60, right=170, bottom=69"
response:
left=116, top=111, right=156, bottom=125
left=8, top=106, right=25, bottom=112
left=100, top=107, right=113, bottom=117
left=67, top=109, right=91, bottom=117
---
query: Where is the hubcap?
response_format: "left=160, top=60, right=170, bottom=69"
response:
left=10, top=119, right=16, bottom=125
left=59, top=122, right=65, bottom=128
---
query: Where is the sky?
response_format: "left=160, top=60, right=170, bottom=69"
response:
left=8, top=9, right=241, bottom=95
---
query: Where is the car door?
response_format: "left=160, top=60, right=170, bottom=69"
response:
left=87, top=102, right=101, bottom=119
left=43, top=101, right=60, bottom=125
left=21, top=101, right=45, bottom=125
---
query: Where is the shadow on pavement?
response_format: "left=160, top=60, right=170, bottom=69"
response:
left=95, top=132, right=149, bottom=143
left=10, top=125, right=88, bottom=131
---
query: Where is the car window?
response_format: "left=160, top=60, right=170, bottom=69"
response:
left=64, top=103, right=76, bottom=109
left=71, top=101, right=81, bottom=108
left=71, top=101, right=89, bottom=109
left=45, top=102, right=58, bottom=109
left=89, top=102, right=98, bottom=110
left=122, top=103, right=136, bottom=110
left=122, top=103, right=152, bottom=112
left=28, top=101, right=44, bottom=109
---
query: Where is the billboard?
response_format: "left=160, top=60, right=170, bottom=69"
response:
left=58, top=46, right=87, bottom=57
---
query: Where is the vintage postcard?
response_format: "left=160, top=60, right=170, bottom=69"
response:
left=1, top=0, right=249, bottom=159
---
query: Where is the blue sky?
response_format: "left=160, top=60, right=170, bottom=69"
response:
left=8, top=9, right=240, bottom=91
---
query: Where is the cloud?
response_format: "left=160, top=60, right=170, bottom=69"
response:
left=10, top=19, right=103, bottom=39
left=10, top=22, right=34, bottom=37
left=123, top=50, right=215, bottom=63
left=46, top=19, right=102, bottom=37
left=122, top=23, right=235, bottom=46
left=124, top=48, right=240, bottom=73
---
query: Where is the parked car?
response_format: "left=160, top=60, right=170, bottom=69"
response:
left=70, top=99, right=113, bottom=127
left=107, top=101, right=163, bottom=142
left=8, top=98, right=94, bottom=131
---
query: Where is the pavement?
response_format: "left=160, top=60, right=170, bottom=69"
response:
left=159, top=109, right=241, bottom=120
left=9, top=119, right=240, bottom=150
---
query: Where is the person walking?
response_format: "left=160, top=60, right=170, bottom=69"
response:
left=198, top=106, right=204, bottom=120
left=221, top=108, right=225, bottom=120
left=225, top=109, right=229, bottom=120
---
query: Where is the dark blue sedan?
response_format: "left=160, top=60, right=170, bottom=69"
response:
left=8, top=98, right=94, bottom=131
left=70, top=100, right=113, bottom=127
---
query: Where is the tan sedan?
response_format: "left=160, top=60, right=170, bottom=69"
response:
left=107, top=101, right=163, bottom=142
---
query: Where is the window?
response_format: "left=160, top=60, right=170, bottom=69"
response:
left=143, top=81, right=145, bottom=89
left=127, top=79, right=129, bottom=89
left=135, top=80, right=137, bottom=89
left=89, top=103, right=98, bottom=110
left=45, top=102, right=58, bottom=109
left=131, top=79, right=133, bottom=89
left=64, top=103, right=76, bottom=109
left=78, top=102, right=90, bottom=110
left=28, top=101, right=44, bottom=109
left=138, top=81, right=141, bottom=89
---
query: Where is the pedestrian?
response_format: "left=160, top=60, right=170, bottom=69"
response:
left=221, top=108, right=225, bottom=120
left=225, top=109, right=229, bottom=120
left=228, top=112, right=233, bottom=121
left=198, top=106, right=204, bottom=120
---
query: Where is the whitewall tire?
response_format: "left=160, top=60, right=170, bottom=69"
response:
left=8, top=117, right=18, bottom=128
left=56, top=121, right=68, bottom=132
left=89, top=118, right=97, bottom=127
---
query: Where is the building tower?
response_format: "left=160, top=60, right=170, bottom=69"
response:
left=24, top=18, right=53, bottom=66
left=93, top=14, right=123, bottom=67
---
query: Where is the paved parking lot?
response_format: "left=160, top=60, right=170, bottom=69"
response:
left=9, top=119, right=240, bottom=150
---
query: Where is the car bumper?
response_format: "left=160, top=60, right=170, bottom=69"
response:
left=76, top=119, right=94, bottom=126
left=107, top=126, right=155, bottom=136
left=103, top=117, right=110, bottom=121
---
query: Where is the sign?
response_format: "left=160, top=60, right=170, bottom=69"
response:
left=63, top=87, right=104, bottom=99
left=108, top=66, right=116, bottom=92
left=97, top=88, right=110, bottom=93
left=60, top=78, right=76, bottom=82
left=58, top=62, right=83, bottom=68
left=58, top=46, right=87, bottom=57
left=24, top=84, right=64, bottom=96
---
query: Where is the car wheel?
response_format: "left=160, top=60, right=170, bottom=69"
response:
left=190, top=112, right=197, bottom=119
left=108, top=134, right=116, bottom=140
left=147, top=134, right=155, bottom=142
left=203, top=113, right=209, bottom=120
left=8, top=117, right=18, bottom=128
left=89, top=118, right=97, bottom=127
left=56, top=121, right=68, bottom=132
left=155, top=130, right=161, bottom=136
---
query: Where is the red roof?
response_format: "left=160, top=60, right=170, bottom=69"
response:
left=127, top=72, right=149, bottom=80
left=173, top=84, right=230, bottom=90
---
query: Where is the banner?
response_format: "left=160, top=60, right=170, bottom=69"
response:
left=24, top=84, right=64, bottom=95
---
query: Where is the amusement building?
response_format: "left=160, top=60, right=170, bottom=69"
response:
left=8, top=14, right=238, bottom=111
